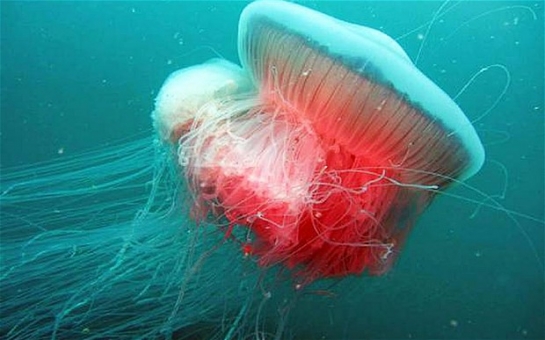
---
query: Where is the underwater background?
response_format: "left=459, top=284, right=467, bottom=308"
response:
left=1, top=1, right=544, bottom=339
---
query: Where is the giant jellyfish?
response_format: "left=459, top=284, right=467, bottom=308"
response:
left=153, top=0, right=485, bottom=282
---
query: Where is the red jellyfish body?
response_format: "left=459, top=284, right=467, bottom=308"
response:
left=153, top=0, right=484, bottom=283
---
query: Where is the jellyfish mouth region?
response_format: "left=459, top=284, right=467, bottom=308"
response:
left=152, top=59, right=253, bottom=144
left=180, top=94, right=431, bottom=283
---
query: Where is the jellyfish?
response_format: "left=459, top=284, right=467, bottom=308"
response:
left=153, top=0, right=484, bottom=283
left=1, top=1, right=543, bottom=339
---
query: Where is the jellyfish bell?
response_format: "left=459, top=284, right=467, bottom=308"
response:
left=155, top=0, right=485, bottom=283
left=238, top=0, right=485, bottom=181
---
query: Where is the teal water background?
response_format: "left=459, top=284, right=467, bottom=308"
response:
left=1, top=1, right=543, bottom=339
